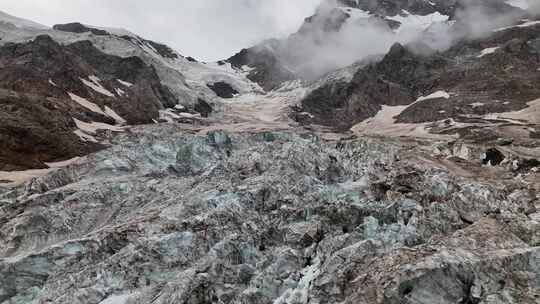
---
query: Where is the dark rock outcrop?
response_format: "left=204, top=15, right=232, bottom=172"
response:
left=481, top=148, right=505, bottom=166
left=194, top=98, right=213, bottom=117
left=299, top=21, right=540, bottom=133
left=0, top=35, right=177, bottom=170
left=53, top=22, right=109, bottom=35
left=227, top=46, right=296, bottom=91
left=207, top=81, right=239, bottom=99
left=0, top=89, right=102, bottom=171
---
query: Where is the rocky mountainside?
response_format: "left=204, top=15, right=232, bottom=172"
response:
left=1, top=0, right=540, bottom=303
left=0, top=13, right=262, bottom=171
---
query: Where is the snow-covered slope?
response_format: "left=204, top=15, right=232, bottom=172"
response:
left=0, top=14, right=262, bottom=109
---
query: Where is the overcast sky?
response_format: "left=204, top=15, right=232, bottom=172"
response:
left=2, top=0, right=321, bottom=61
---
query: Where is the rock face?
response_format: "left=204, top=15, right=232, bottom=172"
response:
left=53, top=23, right=109, bottom=35
left=0, top=34, right=177, bottom=170
left=207, top=82, right=239, bottom=99
left=0, top=89, right=102, bottom=171
left=0, top=125, right=539, bottom=304
left=298, top=19, right=540, bottom=142
left=226, top=45, right=297, bottom=91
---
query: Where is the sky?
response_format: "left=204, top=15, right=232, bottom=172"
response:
left=2, top=0, right=321, bottom=61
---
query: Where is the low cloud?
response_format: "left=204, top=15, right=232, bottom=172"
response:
left=265, top=0, right=531, bottom=79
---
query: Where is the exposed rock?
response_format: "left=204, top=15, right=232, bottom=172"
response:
left=227, top=46, right=296, bottom=91
left=143, top=39, right=180, bottom=59
left=207, top=81, right=239, bottom=99
left=0, top=34, right=177, bottom=170
left=482, top=148, right=506, bottom=166
left=194, top=98, right=213, bottom=117
left=53, top=23, right=109, bottom=36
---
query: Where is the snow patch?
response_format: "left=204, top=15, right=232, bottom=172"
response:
left=48, top=79, right=57, bottom=87
left=117, top=79, right=134, bottom=87
left=68, top=92, right=107, bottom=116
left=339, top=7, right=371, bottom=20
left=351, top=105, right=456, bottom=139
left=416, top=91, right=450, bottom=102
left=115, top=88, right=126, bottom=96
left=159, top=109, right=200, bottom=123
left=470, top=102, right=485, bottom=108
left=505, top=0, right=529, bottom=10
left=477, top=47, right=500, bottom=58
left=0, top=157, right=84, bottom=186
left=45, top=157, right=85, bottom=168
left=73, top=118, right=124, bottom=134
left=73, top=130, right=98, bottom=143
left=81, top=76, right=115, bottom=97
left=387, top=10, right=449, bottom=34
left=497, top=98, right=540, bottom=124
left=495, top=20, right=540, bottom=31
left=104, top=106, right=127, bottom=125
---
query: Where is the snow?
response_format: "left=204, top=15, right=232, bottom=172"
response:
left=187, top=61, right=264, bottom=96
left=351, top=105, right=454, bottom=139
left=416, top=90, right=451, bottom=102
left=73, top=118, right=124, bottom=134
left=387, top=10, right=449, bottom=34
left=338, top=7, right=371, bottom=20
left=117, top=79, right=134, bottom=87
left=0, top=13, right=262, bottom=109
left=470, top=102, right=485, bottom=108
left=477, top=47, right=500, bottom=58
left=69, top=93, right=125, bottom=125
left=48, top=79, right=57, bottom=87
left=0, top=169, right=53, bottom=185
left=68, top=92, right=107, bottom=116
left=497, top=98, right=540, bottom=124
left=73, top=130, right=98, bottom=143
left=104, top=106, right=127, bottom=125
left=81, top=76, right=115, bottom=97
left=45, top=157, right=85, bottom=168
left=159, top=110, right=201, bottom=123
left=0, top=157, right=84, bottom=186
left=495, top=20, right=540, bottom=31
left=115, top=88, right=126, bottom=96
left=505, top=0, right=529, bottom=10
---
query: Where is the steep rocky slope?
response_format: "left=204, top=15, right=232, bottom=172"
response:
left=0, top=12, right=262, bottom=170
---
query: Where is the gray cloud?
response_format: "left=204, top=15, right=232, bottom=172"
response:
left=1, top=0, right=321, bottom=61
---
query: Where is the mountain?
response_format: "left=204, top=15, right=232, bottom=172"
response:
left=0, top=16, right=261, bottom=170
left=1, top=1, right=540, bottom=303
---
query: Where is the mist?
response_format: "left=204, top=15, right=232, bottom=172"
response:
left=268, top=0, right=533, bottom=80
